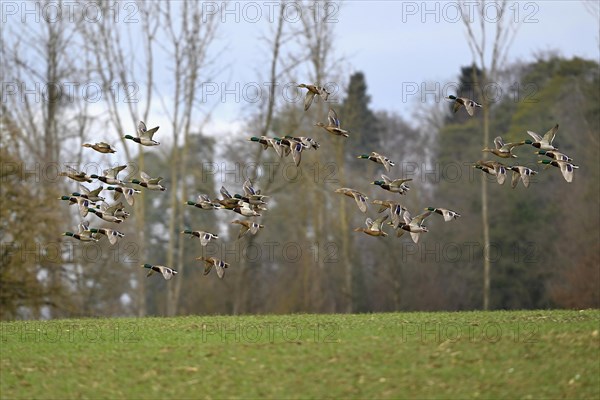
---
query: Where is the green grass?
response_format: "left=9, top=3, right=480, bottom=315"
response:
left=1, top=310, right=599, bottom=399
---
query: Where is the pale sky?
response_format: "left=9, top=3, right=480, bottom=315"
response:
left=201, top=0, right=599, bottom=132
left=5, top=1, right=598, bottom=147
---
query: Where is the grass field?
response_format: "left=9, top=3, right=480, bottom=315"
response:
left=1, top=310, right=598, bottom=399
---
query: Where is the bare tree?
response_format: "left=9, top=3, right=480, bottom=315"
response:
left=156, top=1, right=219, bottom=316
left=77, top=0, right=161, bottom=316
left=460, top=0, right=519, bottom=310
left=296, top=0, right=346, bottom=312
left=1, top=0, right=96, bottom=318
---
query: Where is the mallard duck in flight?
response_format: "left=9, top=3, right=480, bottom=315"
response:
left=197, top=257, right=229, bottom=279
left=124, top=121, right=160, bottom=146
left=482, top=136, right=526, bottom=158
left=59, top=166, right=93, bottom=183
left=73, top=184, right=104, bottom=202
left=82, top=142, right=116, bottom=154
left=538, top=159, right=578, bottom=183
left=535, top=150, right=572, bottom=162
left=335, top=188, right=369, bottom=213
left=372, top=175, right=412, bottom=195
left=354, top=215, right=389, bottom=237
left=185, top=194, right=221, bottom=210
left=90, top=165, right=127, bottom=186
left=142, top=264, right=177, bottom=280
left=506, top=166, right=537, bottom=188
left=448, top=95, right=482, bottom=116
left=525, top=124, right=559, bottom=150
left=129, top=171, right=166, bottom=191
left=315, top=108, right=349, bottom=138
left=62, top=223, right=98, bottom=242
left=87, top=204, right=124, bottom=223
left=357, top=152, right=395, bottom=172
left=284, top=136, right=320, bottom=150
left=474, top=160, right=507, bottom=185
left=274, top=137, right=304, bottom=166
left=231, top=219, right=264, bottom=238
left=248, top=136, right=285, bottom=157
left=88, top=227, right=124, bottom=245
left=394, top=210, right=432, bottom=243
left=181, top=230, right=218, bottom=246
left=297, top=83, right=330, bottom=111
left=58, top=195, right=90, bottom=217
left=424, top=207, right=461, bottom=222
left=372, top=200, right=406, bottom=228
left=106, top=186, right=140, bottom=206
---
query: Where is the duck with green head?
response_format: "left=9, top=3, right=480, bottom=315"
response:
left=248, top=136, right=285, bottom=157
left=424, top=207, right=460, bottom=222
left=181, top=230, right=218, bottom=246
left=372, top=175, right=412, bottom=195
left=142, top=264, right=177, bottom=280
left=90, top=165, right=127, bottom=186
left=538, top=159, right=578, bottom=183
left=357, top=152, right=395, bottom=172
left=535, top=150, right=572, bottom=162
left=124, top=121, right=160, bottom=146
left=129, top=171, right=166, bottom=191
left=62, top=223, right=98, bottom=242
left=185, top=194, right=221, bottom=210
left=58, top=195, right=90, bottom=217
left=448, top=95, right=482, bottom=116
left=524, top=124, right=559, bottom=150
left=73, top=184, right=104, bottom=202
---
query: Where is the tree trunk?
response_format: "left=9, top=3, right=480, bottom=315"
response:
left=482, top=103, right=491, bottom=310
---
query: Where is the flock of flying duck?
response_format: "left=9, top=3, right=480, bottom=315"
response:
left=59, top=87, right=578, bottom=281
